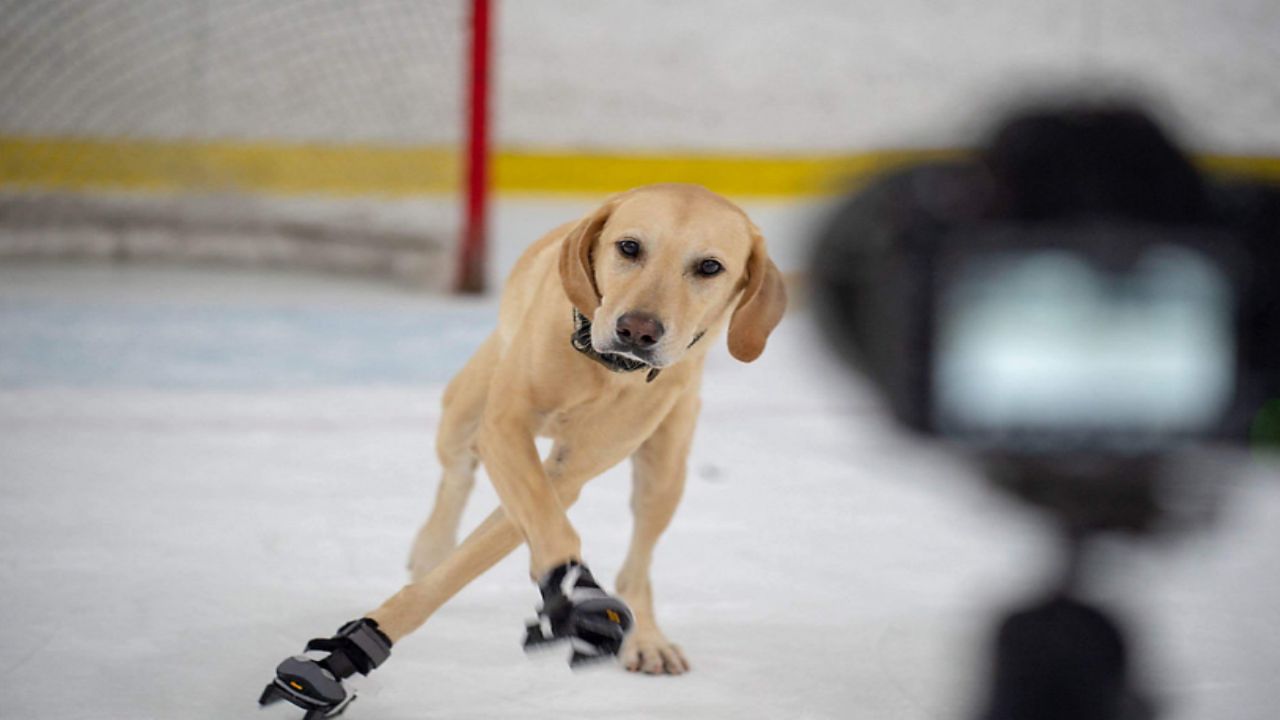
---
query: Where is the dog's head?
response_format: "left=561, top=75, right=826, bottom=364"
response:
left=559, top=183, right=787, bottom=368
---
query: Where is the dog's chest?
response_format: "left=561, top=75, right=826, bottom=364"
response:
left=533, top=384, right=670, bottom=441
left=533, top=410, right=571, bottom=439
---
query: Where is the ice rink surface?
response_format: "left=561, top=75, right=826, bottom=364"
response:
left=2, top=261, right=1278, bottom=720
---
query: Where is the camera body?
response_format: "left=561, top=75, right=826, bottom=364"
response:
left=811, top=105, right=1280, bottom=718
left=812, top=107, right=1280, bottom=460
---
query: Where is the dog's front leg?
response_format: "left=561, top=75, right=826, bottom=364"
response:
left=477, top=406, right=583, bottom=577
left=616, top=392, right=699, bottom=675
left=477, top=400, right=638, bottom=665
left=367, top=439, right=614, bottom=642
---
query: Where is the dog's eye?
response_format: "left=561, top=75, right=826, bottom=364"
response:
left=696, top=259, right=724, bottom=277
left=617, top=239, right=641, bottom=259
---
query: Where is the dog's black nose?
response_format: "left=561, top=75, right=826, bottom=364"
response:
left=615, top=312, right=664, bottom=349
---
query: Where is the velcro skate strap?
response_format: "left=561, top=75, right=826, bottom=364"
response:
left=539, top=561, right=601, bottom=600
left=312, top=642, right=359, bottom=679
left=306, top=618, right=393, bottom=677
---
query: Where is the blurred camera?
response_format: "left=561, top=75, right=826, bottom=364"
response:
left=812, top=103, right=1280, bottom=460
left=812, top=100, right=1280, bottom=720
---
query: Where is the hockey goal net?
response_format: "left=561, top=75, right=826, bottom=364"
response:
left=0, top=0, right=490, bottom=290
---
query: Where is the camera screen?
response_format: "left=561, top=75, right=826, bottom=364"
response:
left=934, top=244, right=1236, bottom=447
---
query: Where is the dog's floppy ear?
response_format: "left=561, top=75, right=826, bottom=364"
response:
left=727, top=225, right=787, bottom=363
left=559, top=195, right=622, bottom=315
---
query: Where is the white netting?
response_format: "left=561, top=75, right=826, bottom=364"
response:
left=0, top=0, right=469, bottom=285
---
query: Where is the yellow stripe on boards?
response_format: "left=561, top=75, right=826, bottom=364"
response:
left=1197, top=154, right=1280, bottom=183
left=1, top=136, right=1277, bottom=199
left=0, top=137, right=459, bottom=197
left=493, top=148, right=963, bottom=196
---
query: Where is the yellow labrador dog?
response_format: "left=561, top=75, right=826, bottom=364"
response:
left=260, top=184, right=785, bottom=717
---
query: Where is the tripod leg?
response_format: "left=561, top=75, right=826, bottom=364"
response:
left=977, top=596, right=1150, bottom=720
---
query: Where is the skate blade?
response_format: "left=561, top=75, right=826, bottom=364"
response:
left=567, top=636, right=624, bottom=671
left=259, top=679, right=355, bottom=719
left=522, top=633, right=570, bottom=657
left=568, top=650, right=618, bottom=671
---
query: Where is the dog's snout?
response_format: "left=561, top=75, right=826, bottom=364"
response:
left=615, top=312, right=665, bottom=349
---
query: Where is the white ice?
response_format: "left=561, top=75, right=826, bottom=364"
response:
left=1, top=260, right=1277, bottom=720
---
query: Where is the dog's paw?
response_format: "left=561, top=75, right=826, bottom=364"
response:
left=621, top=630, right=690, bottom=675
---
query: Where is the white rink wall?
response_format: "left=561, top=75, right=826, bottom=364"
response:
left=1, top=0, right=1277, bottom=153
left=499, top=0, right=1280, bottom=155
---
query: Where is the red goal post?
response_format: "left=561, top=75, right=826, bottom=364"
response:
left=456, top=0, right=493, bottom=294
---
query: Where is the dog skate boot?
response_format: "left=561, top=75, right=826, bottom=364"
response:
left=259, top=618, right=392, bottom=720
left=523, top=561, right=634, bottom=667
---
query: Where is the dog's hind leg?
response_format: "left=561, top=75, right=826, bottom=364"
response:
left=407, top=336, right=498, bottom=580
left=371, top=442, right=602, bottom=642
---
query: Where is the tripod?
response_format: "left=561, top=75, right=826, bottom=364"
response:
left=974, top=456, right=1165, bottom=720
